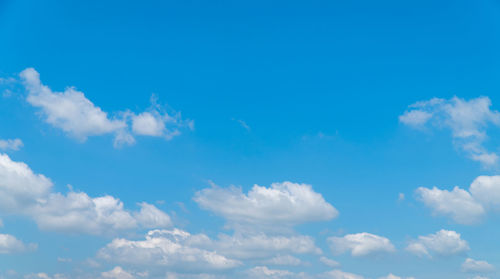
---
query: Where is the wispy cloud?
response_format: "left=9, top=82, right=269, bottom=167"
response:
left=232, top=118, right=251, bottom=131
left=0, top=138, right=23, bottom=151
left=400, top=96, right=500, bottom=167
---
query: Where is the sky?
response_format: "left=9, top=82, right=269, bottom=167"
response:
left=1, top=0, right=500, bottom=278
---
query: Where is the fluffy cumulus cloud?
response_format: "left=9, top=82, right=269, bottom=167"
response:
left=194, top=181, right=338, bottom=230
left=19, top=68, right=191, bottom=147
left=461, top=258, right=494, bottom=273
left=416, top=175, right=500, bottom=224
left=20, top=68, right=126, bottom=141
left=327, top=233, right=395, bottom=257
left=0, top=233, right=36, bottom=254
left=0, top=138, right=23, bottom=151
left=31, top=193, right=171, bottom=235
left=416, top=186, right=485, bottom=225
left=406, top=229, right=469, bottom=257
left=0, top=153, right=170, bottom=235
left=0, top=153, right=53, bottom=213
left=400, top=96, right=500, bottom=166
left=97, top=229, right=241, bottom=272
left=469, top=176, right=500, bottom=209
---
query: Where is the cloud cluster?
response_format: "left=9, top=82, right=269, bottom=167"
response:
left=95, top=181, right=334, bottom=277
left=97, top=228, right=323, bottom=274
left=400, top=96, right=500, bottom=166
left=0, top=153, right=170, bottom=235
left=19, top=68, right=192, bottom=147
left=97, top=229, right=241, bottom=272
left=416, top=175, right=500, bottom=224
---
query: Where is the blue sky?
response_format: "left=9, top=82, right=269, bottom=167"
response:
left=1, top=0, right=500, bottom=278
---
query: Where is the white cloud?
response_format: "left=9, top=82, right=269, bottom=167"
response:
left=130, top=95, right=193, bottom=140
left=399, top=110, right=433, bottom=126
left=377, top=275, right=415, bottom=279
left=0, top=234, right=35, bottom=254
left=96, top=228, right=323, bottom=276
left=319, top=257, right=340, bottom=268
left=406, top=229, right=469, bottom=257
left=97, top=229, right=241, bottom=272
left=190, top=181, right=332, bottom=275
left=416, top=175, right=500, bottom=224
left=24, top=274, right=68, bottom=279
left=31, top=193, right=171, bottom=235
left=20, top=68, right=126, bottom=142
left=327, top=233, right=395, bottom=257
left=113, top=129, right=136, bottom=148
left=262, top=255, right=302, bottom=266
left=32, top=192, right=135, bottom=234
left=164, top=273, right=224, bottom=279
left=400, top=96, right=500, bottom=166
left=194, top=181, right=338, bottom=230
left=0, top=153, right=53, bottom=213
left=203, top=233, right=321, bottom=260
left=246, top=266, right=295, bottom=278
left=0, top=153, right=170, bottom=235
left=131, top=112, right=166, bottom=137
left=461, top=258, right=494, bottom=273
left=416, top=186, right=485, bottom=225
left=319, top=270, right=364, bottom=279
left=133, top=202, right=172, bottom=229
left=0, top=139, right=23, bottom=151
left=24, top=273, right=53, bottom=279
left=19, top=68, right=191, bottom=147
left=469, top=176, right=500, bottom=209
left=101, top=267, right=135, bottom=279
